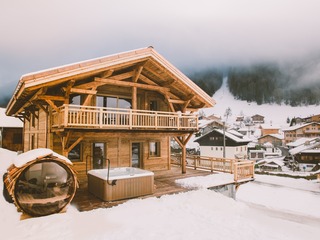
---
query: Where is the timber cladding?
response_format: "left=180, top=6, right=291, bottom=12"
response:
left=51, top=131, right=170, bottom=181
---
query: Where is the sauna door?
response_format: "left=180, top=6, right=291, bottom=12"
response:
left=131, top=143, right=142, bottom=168
left=93, top=143, right=105, bottom=169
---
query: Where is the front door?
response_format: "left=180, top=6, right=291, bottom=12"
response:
left=131, top=142, right=142, bottom=168
left=93, top=143, right=105, bottom=169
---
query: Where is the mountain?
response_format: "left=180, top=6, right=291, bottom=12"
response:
left=203, top=76, right=320, bottom=126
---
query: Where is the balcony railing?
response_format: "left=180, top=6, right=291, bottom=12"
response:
left=171, top=154, right=255, bottom=182
left=52, top=104, right=198, bottom=131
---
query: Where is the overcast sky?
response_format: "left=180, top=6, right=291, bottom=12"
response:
left=1, top=0, right=320, bottom=101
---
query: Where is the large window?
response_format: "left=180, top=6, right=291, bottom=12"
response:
left=97, top=96, right=131, bottom=109
left=149, top=141, right=160, bottom=157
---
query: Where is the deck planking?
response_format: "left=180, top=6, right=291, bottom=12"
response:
left=71, top=166, right=213, bottom=212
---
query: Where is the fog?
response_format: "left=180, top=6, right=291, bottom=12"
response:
left=1, top=0, right=320, bottom=104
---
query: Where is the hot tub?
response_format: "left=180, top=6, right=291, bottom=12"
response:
left=88, top=167, right=154, bottom=201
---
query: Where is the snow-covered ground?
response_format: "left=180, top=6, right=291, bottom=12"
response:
left=204, top=77, right=320, bottom=126
left=1, top=148, right=320, bottom=240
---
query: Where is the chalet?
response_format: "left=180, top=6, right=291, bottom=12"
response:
left=283, top=122, right=320, bottom=144
left=290, top=114, right=320, bottom=126
left=194, top=128, right=251, bottom=159
left=0, top=108, right=23, bottom=151
left=258, top=134, right=283, bottom=147
left=288, top=138, right=320, bottom=171
left=5, top=47, right=215, bottom=181
left=260, top=124, right=280, bottom=136
left=256, top=157, right=285, bottom=172
left=251, top=114, right=264, bottom=124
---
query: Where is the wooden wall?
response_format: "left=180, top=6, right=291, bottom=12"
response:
left=51, top=131, right=171, bottom=182
left=1, top=127, right=23, bottom=152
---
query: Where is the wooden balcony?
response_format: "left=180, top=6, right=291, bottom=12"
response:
left=52, top=104, right=198, bottom=131
left=171, top=154, right=255, bottom=182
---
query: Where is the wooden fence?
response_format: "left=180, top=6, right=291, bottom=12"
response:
left=171, top=154, right=254, bottom=182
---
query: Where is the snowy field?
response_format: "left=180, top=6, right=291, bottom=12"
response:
left=1, top=148, right=320, bottom=240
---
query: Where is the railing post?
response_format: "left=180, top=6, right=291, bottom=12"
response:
left=129, top=109, right=132, bottom=129
left=210, top=157, right=214, bottom=172
left=155, top=112, right=158, bottom=129
left=194, top=155, right=197, bottom=170
left=64, top=104, right=68, bottom=127
left=99, top=107, right=103, bottom=128
left=234, top=162, right=238, bottom=182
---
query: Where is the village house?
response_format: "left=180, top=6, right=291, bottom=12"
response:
left=0, top=107, right=23, bottom=152
left=283, top=122, right=320, bottom=144
left=259, top=123, right=280, bottom=136
left=258, top=134, right=283, bottom=147
left=194, top=128, right=251, bottom=159
left=251, top=114, right=264, bottom=124
left=288, top=138, right=320, bottom=172
left=5, top=47, right=215, bottom=181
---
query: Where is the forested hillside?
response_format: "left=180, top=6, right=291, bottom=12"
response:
left=188, top=69, right=224, bottom=96
left=190, top=55, right=320, bottom=107
left=228, top=61, right=320, bottom=106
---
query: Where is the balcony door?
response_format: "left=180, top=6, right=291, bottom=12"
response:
left=96, top=96, right=132, bottom=109
left=131, top=142, right=143, bottom=168
left=93, top=143, right=105, bottom=169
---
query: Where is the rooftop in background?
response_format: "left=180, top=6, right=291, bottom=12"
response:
left=0, top=108, right=23, bottom=128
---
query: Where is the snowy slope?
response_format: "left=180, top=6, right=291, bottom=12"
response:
left=203, top=77, right=320, bottom=127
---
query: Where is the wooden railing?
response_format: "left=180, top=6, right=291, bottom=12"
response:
left=171, top=154, right=255, bottom=182
left=52, top=104, right=198, bottom=131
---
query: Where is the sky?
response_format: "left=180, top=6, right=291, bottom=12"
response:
left=1, top=0, right=320, bottom=102
left=1, top=147, right=320, bottom=240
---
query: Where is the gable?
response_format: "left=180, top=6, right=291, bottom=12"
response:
left=6, top=47, right=215, bottom=116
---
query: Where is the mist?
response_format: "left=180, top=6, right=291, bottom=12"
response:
left=1, top=0, right=320, bottom=106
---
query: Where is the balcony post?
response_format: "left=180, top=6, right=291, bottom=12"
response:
left=63, top=104, right=68, bottom=127
left=129, top=109, right=132, bottom=129
left=99, top=107, right=103, bottom=128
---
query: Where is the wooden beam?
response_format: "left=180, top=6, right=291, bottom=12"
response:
left=133, top=66, right=143, bottom=83
left=139, top=74, right=157, bottom=85
left=66, top=136, right=84, bottom=154
left=38, top=95, right=65, bottom=102
left=44, top=99, right=59, bottom=112
left=168, top=99, right=186, bottom=104
left=64, top=88, right=97, bottom=95
left=164, top=94, right=175, bottom=112
left=100, top=69, right=114, bottom=78
left=94, top=77, right=170, bottom=92
left=109, top=71, right=134, bottom=81
left=82, top=87, right=97, bottom=106
left=160, top=79, right=175, bottom=87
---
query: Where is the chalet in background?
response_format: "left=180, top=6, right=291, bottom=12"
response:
left=5, top=47, right=215, bottom=181
left=283, top=122, right=320, bottom=144
left=0, top=108, right=23, bottom=152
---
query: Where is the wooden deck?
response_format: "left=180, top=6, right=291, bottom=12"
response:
left=71, top=166, right=213, bottom=212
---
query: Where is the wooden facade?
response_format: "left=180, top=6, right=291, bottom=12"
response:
left=283, top=122, right=320, bottom=144
left=6, top=47, right=215, bottom=181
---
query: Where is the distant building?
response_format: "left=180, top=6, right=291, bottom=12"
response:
left=288, top=138, right=320, bottom=172
left=0, top=108, right=23, bottom=151
left=251, top=114, right=264, bottom=124
left=258, top=134, right=283, bottom=147
left=194, top=128, right=251, bottom=159
left=283, top=122, right=320, bottom=144
left=260, top=124, right=280, bottom=136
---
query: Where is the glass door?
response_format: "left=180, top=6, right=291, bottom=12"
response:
left=93, top=143, right=105, bottom=169
left=131, top=143, right=142, bottom=168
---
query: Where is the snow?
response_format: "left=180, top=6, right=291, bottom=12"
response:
left=13, top=148, right=72, bottom=167
left=0, top=149, right=320, bottom=240
left=0, top=108, right=23, bottom=128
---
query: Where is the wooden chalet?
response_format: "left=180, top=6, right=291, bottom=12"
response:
left=6, top=47, right=215, bottom=181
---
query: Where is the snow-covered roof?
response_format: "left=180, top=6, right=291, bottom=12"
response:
left=289, top=138, right=320, bottom=155
left=282, top=122, right=320, bottom=131
left=258, top=133, right=284, bottom=140
left=260, top=124, right=280, bottom=130
left=286, top=137, right=318, bottom=148
left=195, top=128, right=251, bottom=144
left=0, top=108, right=23, bottom=128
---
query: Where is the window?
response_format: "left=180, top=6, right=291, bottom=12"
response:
left=97, top=96, right=131, bottom=109
left=70, top=95, right=81, bottom=105
left=149, top=141, right=160, bottom=157
left=68, top=143, right=82, bottom=162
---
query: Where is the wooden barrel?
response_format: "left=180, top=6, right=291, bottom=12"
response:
left=4, top=155, right=78, bottom=217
